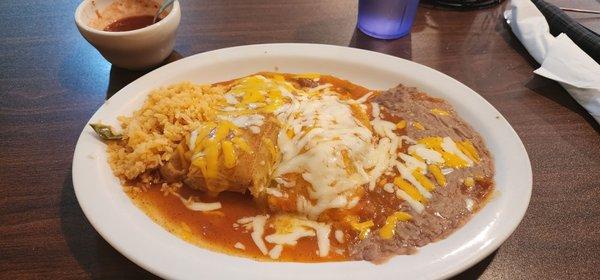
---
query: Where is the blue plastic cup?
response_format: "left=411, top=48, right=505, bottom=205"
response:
left=357, top=0, right=420, bottom=40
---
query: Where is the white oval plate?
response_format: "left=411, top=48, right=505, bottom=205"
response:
left=73, top=43, right=532, bottom=280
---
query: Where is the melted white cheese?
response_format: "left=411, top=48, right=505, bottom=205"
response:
left=371, top=102, right=381, bottom=118
left=219, top=114, right=264, bottom=129
left=274, top=94, right=374, bottom=219
left=175, top=194, right=222, bottom=212
left=395, top=162, right=432, bottom=199
left=188, top=129, right=198, bottom=151
left=265, top=226, right=315, bottom=245
left=371, top=118, right=396, bottom=138
left=268, top=245, right=283, bottom=259
left=353, top=92, right=374, bottom=104
left=249, top=125, right=261, bottom=134
left=366, top=104, right=402, bottom=191
left=234, top=242, right=245, bottom=250
left=312, top=221, right=332, bottom=257
left=334, top=230, right=345, bottom=243
left=296, top=195, right=348, bottom=220
left=274, top=177, right=294, bottom=188
left=223, top=93, right=239, bottom=105
left=347, top=196, right=360, bottom=209
left=239, top=215, right=332, bottom=259
left=408, top=144, right=444, bottom=164
left=307, top=83, right=332, bottom=94
left=383, top=183, right=396, bottom=193
left=366, top=137, right=392, bottom=191
left=265, top=188, right=284, bottom=198
left=466, top=198, right=475, bottom=212
left=441, top=137, right=473, bottom=166
left=399, top=153, right=427, bottom=172
left=237, top=215, right=269, bottom=255
left=395, top=189, right=425, bottom=214
left=442, top=167, right=454, bottom=175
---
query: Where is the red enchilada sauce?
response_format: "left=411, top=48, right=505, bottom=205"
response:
left=103, top=15, right=159, bottom=32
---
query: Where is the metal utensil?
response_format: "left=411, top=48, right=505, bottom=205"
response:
left=559, top=7, right=600, bottom=15
left=153, top=0, right=175, bottom=23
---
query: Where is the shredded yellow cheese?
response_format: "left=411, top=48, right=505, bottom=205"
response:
left=214, top=121, right=234, bottom=142
left=412, top=121, right=425, bottom=130
left=418, top=137, right=471, bottom=168
left=464, top=177, right=475, bottom=188
left=441, top=152, right=468, bottom=168
left=393, top=177, right=425, bottom=203
left=412, top=168, right=435, bottom=191
left=457, top=140, right=480, bottom=162
left=428, top=164, right=446, bottom=186
left=379, top=211, right=412, bottom=239
left=396, top=120, right=407, bottom=130
left=204, top=141, right=221, bottom=178
left=192, top=122, right=217, bottom=153
left=346, top=216, right=374, bottom=240
left=430, top=108, right=450, bottom=116
left=232, top=137, right=252, bottom=154
left=262, top=138, right=278, bottom=163
left=226, top=75, right=289, bottom=114
left=221, top=140, right=237, bottom=168
left=411, top=153, right=426, bottom=163
left=418, top=136, right=443, bottom=150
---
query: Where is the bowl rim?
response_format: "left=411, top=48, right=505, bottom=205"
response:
left=74, top=0, right=180, bottom=36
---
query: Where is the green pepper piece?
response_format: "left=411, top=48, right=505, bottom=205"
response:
left=90, top=123, right=122, bottom=140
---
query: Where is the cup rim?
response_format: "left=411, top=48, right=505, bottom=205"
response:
left=74, top=0, right=180, bottom=36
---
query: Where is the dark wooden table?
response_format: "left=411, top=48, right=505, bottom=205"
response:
left=1, top=0, right=599, bottom=279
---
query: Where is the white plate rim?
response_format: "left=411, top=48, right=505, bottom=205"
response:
left=72, top=43, right=532, bottom=280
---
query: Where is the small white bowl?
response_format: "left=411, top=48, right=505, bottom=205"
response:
left=75, top=0, right=181, bottom=70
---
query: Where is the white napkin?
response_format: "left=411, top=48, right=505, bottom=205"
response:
left=504, top=0, right=600, bottom=124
